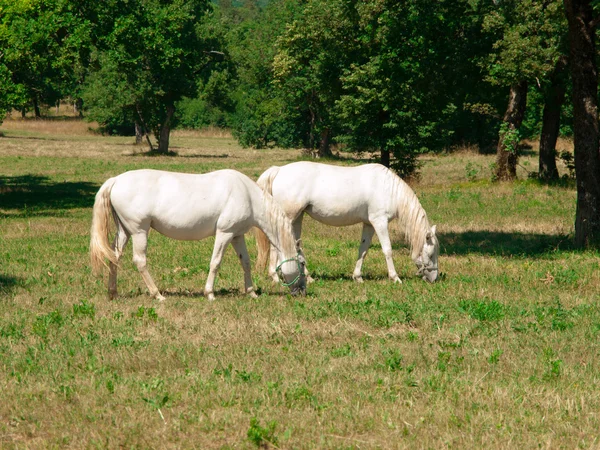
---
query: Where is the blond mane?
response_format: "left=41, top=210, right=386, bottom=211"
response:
left=387, top=170, right=432, bottom=260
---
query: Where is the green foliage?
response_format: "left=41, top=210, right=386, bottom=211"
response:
left=81, top=0, right=217, bottom=146
left=247, top=417, right=278, bottom=447
left=0, top=0, right=90, bottom=116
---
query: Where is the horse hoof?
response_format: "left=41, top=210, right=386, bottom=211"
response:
left=207, top=293, right=215, bottom=301
left=248, top=291, right=258, bottom=299
left=108, top=291, right=118, bottom=300
left=392, top=277, right=402, bottom=284
left=307, top=276, right=315, bottom=284
left=155, top=293, right=166, bottom=302
left=353, top=276, right=364, bottom=283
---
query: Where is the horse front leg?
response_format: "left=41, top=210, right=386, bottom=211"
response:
left=371, top=219, right=402, bottom=284
left=292, top=214, right=314, bottom=283
left=352, top=223, right=375, bottom=283
left=108, top=223, right=130, bottom=299
left=131, top=231, right=165, bottom=301
left=231, top=235, right=258, bottom=299
left=205, top=231, right=235, bottom=301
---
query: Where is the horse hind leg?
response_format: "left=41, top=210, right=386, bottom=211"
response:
left=371, top=218, right=402, bottom=284
left=131, top=230, right=165, bottom=301
left=108, top=223, right=130, bottom=299
left=353, top=223, right=375, bottom=283
left=231, top=235, right=258, bottom=299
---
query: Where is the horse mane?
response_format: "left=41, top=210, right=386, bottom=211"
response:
left=259, top=186, right=296, bottom=258
left=386, top=168, right=432, bottom=260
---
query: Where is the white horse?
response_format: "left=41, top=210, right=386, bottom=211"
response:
left=90, top=169, right=306, bottom=301
left=256, top=162, right=439, bottom=284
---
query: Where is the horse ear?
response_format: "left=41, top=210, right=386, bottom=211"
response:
left=426, top=225, right=436, bottom=241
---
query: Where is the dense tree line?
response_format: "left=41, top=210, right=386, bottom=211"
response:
left=1, top=0, right=600, bottom=246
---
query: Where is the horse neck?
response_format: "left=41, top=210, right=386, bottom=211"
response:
left=254, top=191, right=296, bottom=258
left=392, top=175, right=430, bottom=260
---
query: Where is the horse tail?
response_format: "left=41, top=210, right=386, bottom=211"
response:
left=255, top=166, right=281, bottom=270
left=90, top=177, right=118, bottom=274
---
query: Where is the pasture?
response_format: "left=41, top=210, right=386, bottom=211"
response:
left=1, top=118, right=599, bottom=448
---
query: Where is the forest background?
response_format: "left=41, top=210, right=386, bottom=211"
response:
left=1, top=0, right=600, bottom=246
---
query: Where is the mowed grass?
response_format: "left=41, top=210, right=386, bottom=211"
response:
left=1, top=119, right=599, bottom=448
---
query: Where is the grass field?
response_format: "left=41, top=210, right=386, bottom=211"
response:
left=1, top=118, right=599, bottom=449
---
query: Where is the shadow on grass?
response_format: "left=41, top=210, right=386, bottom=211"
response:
left=0, top=174, right=98, bottom=217
left=123, top=150, right=233, bottom=159
left=440, top=230, right=574, bottom=257
left=0, top=274, right=22, bottom=295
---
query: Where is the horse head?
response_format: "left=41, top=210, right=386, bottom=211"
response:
left=276, top=245, right=307, bottom=296
left=415, top=225, right=439, bottom=283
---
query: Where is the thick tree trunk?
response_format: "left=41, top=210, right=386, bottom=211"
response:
left=157, top=105, right=175, bottom=154
left=564, top=0, right=600, bottom=248
left=539, top=57, right=567, bottom=181
left=495, top=81, right=528, bottom=181
left=317, top=128, right=332, bottom=158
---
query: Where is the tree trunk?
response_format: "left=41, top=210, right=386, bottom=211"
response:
left=33, top=96, right=41, bottom=119
left=495, top=81, right=528, bottom=181
left=317, top=128, right=332, bottom=158
left=157, top=105, right=175, bottom=154
left=135, top=104, right=154, bottom=152
left=74, top=98, right=83, bottom=118
left=564, top=0, right=600, bottom=248
left=539, top=57, right=567, bottom=181
left=381, top=148, right=390, bottom=168
left=135, top=121, right=143, bottom=145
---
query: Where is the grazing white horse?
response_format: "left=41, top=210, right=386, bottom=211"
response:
left=256, top=162, right=439, bottom=283
left=90, top=169, right=306, bottom=301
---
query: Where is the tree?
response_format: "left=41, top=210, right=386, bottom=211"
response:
left=538, top=56, right=568, bottom=181
left=336, top=0, right=484, bottom=175
left=82, top=0, right=216, bottom=153
left=482, top=0, right=564, bottom=180
left=563, top=0, right=600, bottom=248
left=272, top=0, right=359, bottom=157
left=0, top=0, right=90, bottom=118
left=224, top=0, right=305, bottom=148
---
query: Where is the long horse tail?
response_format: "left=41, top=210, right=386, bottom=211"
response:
left=90, top=177, right=119, bottom=274
left=255, top=166, right=281, bottom=270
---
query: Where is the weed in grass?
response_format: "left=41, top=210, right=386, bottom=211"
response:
left=72, top=299, right=95, bottom=319
left=465, top=162, right=479, bottom=181
left=488, top=348, right=503, bottom=364
left=458, top=299, right=506, bottom=321
left=247, top=417, right=278, bottom=448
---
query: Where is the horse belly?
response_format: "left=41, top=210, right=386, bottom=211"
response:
left=305, top=203, right=366, bottom=227
left=150, top=210, right=218, bottom=241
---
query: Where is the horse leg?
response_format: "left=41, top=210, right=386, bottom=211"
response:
left=267, top=243, right=280, bottom=283
left=131, top=231, right=165, bottom=301
left=108, top=223, right=130, bottom=299
left=205, top=231, right=235, bottom=301
left=291, top=214, right=314, bottom=283
left=231, top=235, right=258, bottom=299
left=352, top=223, right=375, bottom=283
left=371, top=219, right=402, bottom=284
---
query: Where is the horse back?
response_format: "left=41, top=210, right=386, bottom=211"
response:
left=109, top=169, right=254, bottom=240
